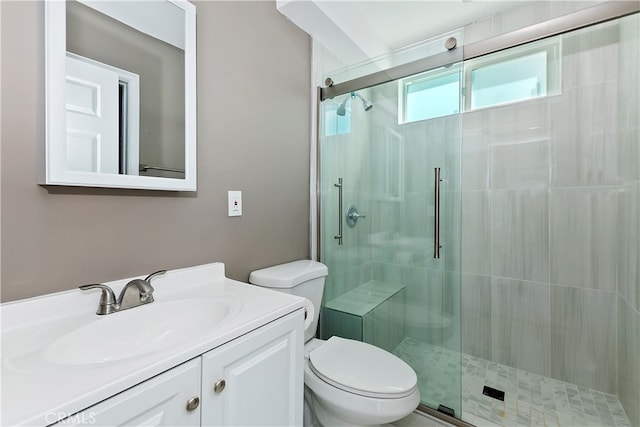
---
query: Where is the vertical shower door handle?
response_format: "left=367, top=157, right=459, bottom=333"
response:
left=434, top=168, right=442, bottom=259
left=334, top=178, right=343, bottom=245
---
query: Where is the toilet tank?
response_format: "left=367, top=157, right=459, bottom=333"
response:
left=249, top=260, right=328, bottom=341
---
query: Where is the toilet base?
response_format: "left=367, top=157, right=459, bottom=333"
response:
left=303, top=387, right=319, bottom=427
left=304, top=386, right=398, bottom=427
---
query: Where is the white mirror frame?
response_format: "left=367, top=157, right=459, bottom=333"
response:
left=42, top=0, right=197, bottom=191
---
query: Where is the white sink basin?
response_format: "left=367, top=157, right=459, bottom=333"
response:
left=1, top=262, right=306, bottom=427
left=44, top=298, right=232, bottom=366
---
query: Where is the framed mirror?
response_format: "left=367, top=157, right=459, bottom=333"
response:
left=42, top=0, right=196, bottom=191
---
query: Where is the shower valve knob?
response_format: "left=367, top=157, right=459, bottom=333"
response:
left=346, top=205, right=365, bottom=228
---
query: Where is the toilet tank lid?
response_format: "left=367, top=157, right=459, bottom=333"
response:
left=249, top=260, right=328, bottom=288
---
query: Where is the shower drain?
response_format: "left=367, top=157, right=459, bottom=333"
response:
left=482, top=385, right=505, bottom=401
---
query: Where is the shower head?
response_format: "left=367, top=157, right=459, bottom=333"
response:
left=335, top=92, right=373, bottom=116
left=354, top=93, right=374, bottom=111
left=337, top=97, right=348, bottom=116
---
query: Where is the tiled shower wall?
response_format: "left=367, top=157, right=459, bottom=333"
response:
left=317, top=7, right=639, bottom=425
left=319, top=89, right=375, bottom=307
left=616, top=13, right=640, bottom=427
left=461, top=15, right=639, bottom=425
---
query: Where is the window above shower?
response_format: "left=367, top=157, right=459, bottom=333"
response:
left=464, top=37, right=561, bottom=111
left=324, top=101, right=351, bottom=136
left=399, top=65, right=462, bottom=123
left=399, top=36, right=561, bottom=124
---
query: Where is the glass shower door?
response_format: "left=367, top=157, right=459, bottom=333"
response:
left=318, top=61, right=463, bottom=417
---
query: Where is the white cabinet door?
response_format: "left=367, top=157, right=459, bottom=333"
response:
left=55, top=358, right=201, bottom=426
left=201, top=311, right=304, bottom=427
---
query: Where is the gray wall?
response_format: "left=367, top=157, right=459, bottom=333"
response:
left=0, top=1, right=312, bottom=302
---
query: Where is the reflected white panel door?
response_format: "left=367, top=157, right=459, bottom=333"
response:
left=65, top=55, right=119, bottom=173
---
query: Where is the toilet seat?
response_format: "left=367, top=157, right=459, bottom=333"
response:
left=308, top=336, right=417, bottom=399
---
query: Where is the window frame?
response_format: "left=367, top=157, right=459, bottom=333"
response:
left=398, top=65, right=462, bottom=125
left=397, top=36, right=561, bottom=124
left=462, top=37, right=561, bottom=112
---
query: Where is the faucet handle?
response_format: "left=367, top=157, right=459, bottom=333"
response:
left=144, top=270, right=167, bottom=283
left=79, top=284, right=117, bottom=315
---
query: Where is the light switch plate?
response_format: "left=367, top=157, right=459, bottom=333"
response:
left=228, top=191, right=242, bottom=216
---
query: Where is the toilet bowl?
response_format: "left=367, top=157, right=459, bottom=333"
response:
left=304, top=338, right=420, bottom=426
left=249, top=260, right=421, bottom=426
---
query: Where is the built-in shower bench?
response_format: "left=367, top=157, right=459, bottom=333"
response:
left=323, top=280, right=405, bottom=352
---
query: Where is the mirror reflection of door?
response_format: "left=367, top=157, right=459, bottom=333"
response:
left=66, top=0, right=186, bottom=179
left=65, top=54, right=139, bottom=174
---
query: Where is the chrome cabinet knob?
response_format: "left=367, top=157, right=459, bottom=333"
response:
left=214, top=379, right=226, bottom=394
left=186, top=396, right=200, bottom=411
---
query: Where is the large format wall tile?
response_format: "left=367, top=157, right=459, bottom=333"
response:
left=551, top=82, right=620, bottom=187
left=403, top=191, right=431, bottom=242
left=322, top=254, right=370, bottom=302
left=461, top=274, right=492, bottom=360
left=372, top=261, right=405, bottom=285
left=461, top=191, right=491, bottom=276
left=561, top=21, right=619, bottom=90
left=617, top=16, right=640, bottom=359
left=445, top=116, right=463, bottom=193
left=550, top=285, right=617, bottom=394
left=637, top=181, right=640, bottom=312
left=364, top=290, right=406, bottom=353
left=491, top=277, right=550, bottom=377
left=617, top=297, right=640, bottom=427
left=401, top=121, right=430, bottom=194
left=550, top=187, right=618, bottom=291
left=444, top=190, right=462, bottom=273
left=404, top=266, right=448, bottom=345
left=490, top=139, right=550, bottom=190
left=462, top=109, right=491, bottom=191
left=404, top=266, right=444, bottom=314
left=491, top=189, right=549, bottom=283
left=488, top=98, right=551, bottom=146
left=618, top=128, right=640, bottom=184
left=445, top=270, right=462, bottom=353
left=617, top=182, right=640, bottom=311
left=618, top=14, right=640, bottom=182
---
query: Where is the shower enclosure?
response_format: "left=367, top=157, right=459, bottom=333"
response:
left=316, top=4, right=639, bottom=426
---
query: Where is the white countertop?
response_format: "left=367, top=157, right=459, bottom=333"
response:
left=0, top=263, right=304, bottom=426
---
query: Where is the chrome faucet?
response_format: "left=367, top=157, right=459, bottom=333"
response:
left=79, top=270, right=167, bottom=315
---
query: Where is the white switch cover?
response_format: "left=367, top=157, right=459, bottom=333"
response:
left=228, top=191, right=242, bottom=216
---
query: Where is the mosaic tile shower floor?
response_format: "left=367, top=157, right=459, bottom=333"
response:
left=394, top=338, right=632, bottom=427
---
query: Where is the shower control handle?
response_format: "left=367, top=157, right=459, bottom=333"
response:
left=346, top=205, right=365, bottom=228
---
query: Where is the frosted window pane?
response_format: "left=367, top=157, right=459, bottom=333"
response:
left=401, top=68, right=460, bottom=124
left=470, top=51, right=547, bottom=109
left=324, top=104, right=351, bottom=136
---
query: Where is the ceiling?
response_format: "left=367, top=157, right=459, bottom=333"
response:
left=277, top=0, right=536, bottom=63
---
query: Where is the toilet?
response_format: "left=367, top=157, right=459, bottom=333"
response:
left=249, top=260, right=420, bottom=427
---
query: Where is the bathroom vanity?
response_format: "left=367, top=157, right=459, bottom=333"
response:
left=1, top=263, right=305, bottom=426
